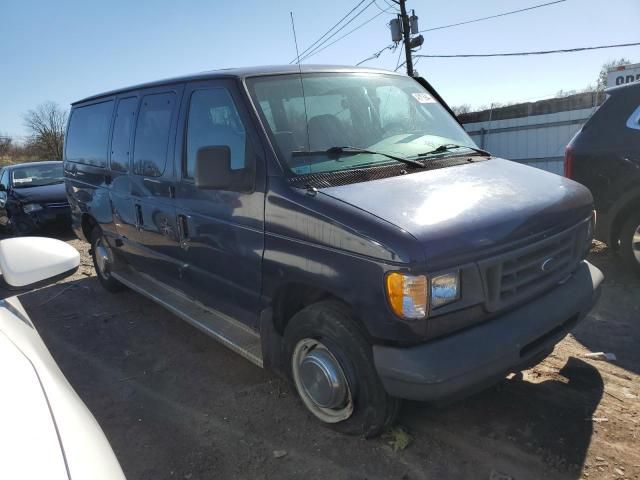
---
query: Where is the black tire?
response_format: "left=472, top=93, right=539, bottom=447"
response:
left=620, top=212, right=640, bottom=276
left=283, top=300, right=400, bottom=438
left=90, top=227, right=125, bottom=292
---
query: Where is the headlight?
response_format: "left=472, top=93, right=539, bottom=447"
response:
left=431, top=271, right=460, bottom=308
left=385, top=272, right=428, bottom=320
left=22, top=203, right=43, bottom=213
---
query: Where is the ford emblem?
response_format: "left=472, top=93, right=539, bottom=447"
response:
left=540, top=257, right=556, bottom=273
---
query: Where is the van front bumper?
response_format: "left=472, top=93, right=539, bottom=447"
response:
left=373, top=260, right=603, bottom=402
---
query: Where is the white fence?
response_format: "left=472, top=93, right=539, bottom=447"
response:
left=460, top=97, right=599, bottom=175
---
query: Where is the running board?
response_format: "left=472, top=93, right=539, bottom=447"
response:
left=111, top=268, right=263, bottom=368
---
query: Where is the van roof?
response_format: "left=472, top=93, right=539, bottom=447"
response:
left=72, top=64, right=402, bottom=105
left=605, top=81, right=640, bottom=94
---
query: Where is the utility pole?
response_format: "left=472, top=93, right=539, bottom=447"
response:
left=398, top=0, right=414, bottom=76
left=390, top=1, right=423, bottom=76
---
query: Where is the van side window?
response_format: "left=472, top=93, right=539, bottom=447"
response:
left=65, top=100, right=114, bottom=167
left=185, top=88, right=247, bottom=179
left=0, top=170, right=8, bottom=189
left=133, top=92, right=175, bottom=177
left=110, top=97, right=137, bottom=172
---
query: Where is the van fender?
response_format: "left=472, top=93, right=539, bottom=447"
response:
left=259, top=307, right=287, bottom=378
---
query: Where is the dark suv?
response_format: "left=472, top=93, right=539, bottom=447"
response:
left=65, top=66, right=603, bottom=437
left=0, top=161, right=71, bottom=235
left=566, top=82, right=640, bottom=273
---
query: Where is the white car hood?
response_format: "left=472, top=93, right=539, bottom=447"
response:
left=0, top=295, right=125, bottom=480
left=0, top=331, right=69, bottom=479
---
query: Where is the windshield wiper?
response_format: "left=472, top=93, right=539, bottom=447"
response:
left=292, top=146, right=425, bottom=168
left=412, top=143, right=491, bottom=159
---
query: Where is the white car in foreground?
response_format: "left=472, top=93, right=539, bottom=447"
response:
left=0, top=237, right=125, bottom=480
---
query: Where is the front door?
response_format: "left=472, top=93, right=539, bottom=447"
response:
left=174, top=80, right=266, bottom=328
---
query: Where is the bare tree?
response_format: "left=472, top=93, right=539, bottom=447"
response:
left=451, top=104, right=472, bottom=116
left=23, top=102, right=68, bottom=160
left=0, top=134, right=12, bottom=157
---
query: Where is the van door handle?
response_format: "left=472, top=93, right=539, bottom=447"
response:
left=177, top=214, right=190, bottom=249
left=135, top=204, right=143, bottom=229
left=66, top=164, right=78, bottom=177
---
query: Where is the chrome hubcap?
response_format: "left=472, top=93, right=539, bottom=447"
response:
left=633, top=224, right=640, bottom=264
left=95, top=237, right=111, bottom=278
left=292, top=339, right=353, bottom=423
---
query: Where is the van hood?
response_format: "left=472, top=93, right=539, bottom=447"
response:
left=319, top=158, right=593, bottom=267
left=11, top=182, right=67, bottom=204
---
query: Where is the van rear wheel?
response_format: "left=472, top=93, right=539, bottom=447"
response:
left=283, top=300, right=400, bottom=438
left=620, top=212, right=640, bottom=275
left=90, top=228, right=125, bottom=292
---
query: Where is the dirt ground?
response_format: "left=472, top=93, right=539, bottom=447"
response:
left=3, top=230, right=639, bottom=480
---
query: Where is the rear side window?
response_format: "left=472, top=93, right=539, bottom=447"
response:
left=626, top=105, right=640, bottom=131
left=110, top=97, right=138, bottom=172
left=65, top=100, right=114, bottom=167
left=133, top=92, right=175, bottom=177
left=185, top=88, right=247, bottom=178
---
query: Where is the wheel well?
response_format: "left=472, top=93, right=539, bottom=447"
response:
left=81, top=214, right=98, bottom=241
left=272, top=283, right=346, bottom=334
left=611, top=197, right=640, bottom=245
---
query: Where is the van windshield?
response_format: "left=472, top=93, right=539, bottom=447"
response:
left=11, top=163, right=64, bottom=188
left=246, top=73, right=476, bottom=175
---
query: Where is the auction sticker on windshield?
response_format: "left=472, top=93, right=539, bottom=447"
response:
left=412, top=93, right=436, bottom=103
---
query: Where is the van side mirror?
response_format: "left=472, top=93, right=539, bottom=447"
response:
left=195, top=146, right=252, bottom=192
left=0, top=184, right=6, bottom=192
left=0, top=237, right=80, bottom=289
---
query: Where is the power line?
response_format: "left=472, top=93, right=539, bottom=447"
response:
left=356, top=43, right=396, bottom=66
left=297, top=2, right=378, bottom=63
left=289, top=0, right=367, bottom=64
left=292, top=0, right=375, bottom=64
left=372, top=0, right=397, bottom=13
left=394, top=45, right=405, bottom=71
left=299, top=9, right=388, bottom=62
left=414, top=41, right=640, bottom=58
left=419, top=0, right=567, bottom=33
left=358, top=0, right=569, bottom=72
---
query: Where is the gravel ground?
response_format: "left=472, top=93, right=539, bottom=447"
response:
left=4, top=230, right=639, bottom=480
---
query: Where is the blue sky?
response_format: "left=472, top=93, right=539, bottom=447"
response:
left=1, top=0, right=638, bottom=139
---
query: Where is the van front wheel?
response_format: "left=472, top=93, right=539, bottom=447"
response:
left=284, top=300, right=399, bottom=438
left=90, top=228, right=125, bottom=292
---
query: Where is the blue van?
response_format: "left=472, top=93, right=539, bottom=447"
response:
left=64, top=66, right=603, bottom=437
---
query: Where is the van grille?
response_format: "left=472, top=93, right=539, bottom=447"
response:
left=479, top=220, right=589, bottom=312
